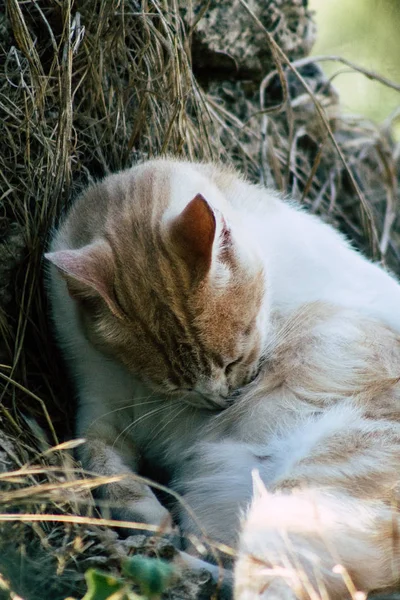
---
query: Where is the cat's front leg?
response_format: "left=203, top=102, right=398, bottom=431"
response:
left=79, top=426, right=171, bottom=530
left=83, top=433, right=234, bottom=595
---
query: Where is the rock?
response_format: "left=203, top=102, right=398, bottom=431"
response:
left=181, top=0, right=316, bottom=82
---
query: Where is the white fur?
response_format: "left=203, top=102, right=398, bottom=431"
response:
left=211, top=171, right=400, bottom=328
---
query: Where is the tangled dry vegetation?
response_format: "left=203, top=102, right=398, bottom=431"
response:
left=0, top=1, right=400, bottom=599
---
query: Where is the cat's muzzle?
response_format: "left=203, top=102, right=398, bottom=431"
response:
left=181, top=389, right=233, bottom=410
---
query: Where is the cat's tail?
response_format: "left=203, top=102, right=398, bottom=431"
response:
left=234, top=470, right=400, bottom=600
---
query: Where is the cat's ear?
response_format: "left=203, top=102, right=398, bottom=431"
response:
left=171, top=193, right=217, bottom=276
left=45, top=241, right=122, bottom=317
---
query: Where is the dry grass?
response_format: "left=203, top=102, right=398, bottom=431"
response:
left=0, top=1, right=399, bottom=599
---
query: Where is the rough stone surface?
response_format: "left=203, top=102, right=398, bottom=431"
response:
left=181, top=0, right=316, bottom=82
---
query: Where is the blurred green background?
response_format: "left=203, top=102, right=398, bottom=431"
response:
left=309, top=0, right=400, bottom=133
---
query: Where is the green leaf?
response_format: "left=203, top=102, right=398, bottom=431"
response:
left=122, top=556, right=177, bottom=597
left=81, top=569, right=125, bottom=600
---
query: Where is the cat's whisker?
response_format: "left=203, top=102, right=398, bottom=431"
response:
left=112, top=403, right=174, bottom=449
left=89, top=396, right=162, bottom=428
left=146, top=403, right=187, bottom=446
left=142, top=401, right=186, bottom=447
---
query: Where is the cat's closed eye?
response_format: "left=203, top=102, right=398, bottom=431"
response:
left=225, top=356, right=244, bottom=375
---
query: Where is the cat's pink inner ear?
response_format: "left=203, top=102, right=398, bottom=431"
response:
left=45, top=241, right=121, bottom=317
left=171, top=193, right=216, bottom=275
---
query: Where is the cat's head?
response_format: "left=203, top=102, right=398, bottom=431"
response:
left=46, top=161, right=268, bottom=409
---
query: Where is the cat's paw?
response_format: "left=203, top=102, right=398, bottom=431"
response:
left=126, top=496, right=173, bottom=530
left=178, top=550, right=233, bottom=598
left=106, top=494, right=173, bottom=534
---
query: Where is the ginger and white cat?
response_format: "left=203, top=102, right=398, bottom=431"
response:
left=46, top=159, right=400, bottom=598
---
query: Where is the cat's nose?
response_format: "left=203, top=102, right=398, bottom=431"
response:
left=193, top=379, right=230, bottom=407
left=194, top=379, right=229, bottom=402
left=229, top=388, right=242, bottom=398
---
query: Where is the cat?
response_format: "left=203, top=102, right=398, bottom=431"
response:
left=45, top=158, right=400, bottom=598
